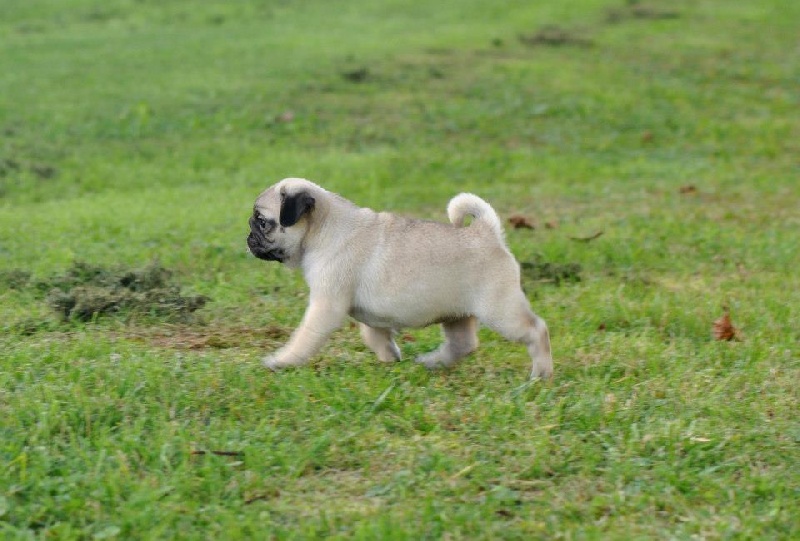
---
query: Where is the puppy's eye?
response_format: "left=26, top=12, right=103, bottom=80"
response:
left=257, top=216, right=267, bottom=229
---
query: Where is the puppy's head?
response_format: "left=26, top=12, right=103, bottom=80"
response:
left=247, top=178, right=317, bottom=268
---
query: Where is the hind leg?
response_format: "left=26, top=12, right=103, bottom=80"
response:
left=416, top=316, right=479, bottom=369
left=479, top=292, right=553, bottom=379
left=359, top=324, right=402, bottom=362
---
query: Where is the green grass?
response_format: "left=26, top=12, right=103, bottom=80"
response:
left=1, top=0, right=799, bottom=538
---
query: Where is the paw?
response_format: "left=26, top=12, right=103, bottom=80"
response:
left=415, top=351, right=449, bottom=369
left=261, top=350, right=303, bottom=371
left=376, top=342, right=402, bottom=363
left=530, top=357, right=554, bottom=379
left=261, top=354, right=286, bottom=371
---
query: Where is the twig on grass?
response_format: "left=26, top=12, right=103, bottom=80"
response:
left=244, top=493, right=277, bottom=505
left=191, top=450, right=245, bottom=457
left=569, top=231, right=604, bottom=242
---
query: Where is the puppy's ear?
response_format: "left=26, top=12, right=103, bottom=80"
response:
left=279, top=190, right=315, bottom=227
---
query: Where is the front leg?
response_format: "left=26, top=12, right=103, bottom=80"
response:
left=263, top=299, right=347, bottom=370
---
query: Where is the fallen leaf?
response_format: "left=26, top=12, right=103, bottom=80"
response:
left=544, top=220, right=558, bottom=229
left=597, top=322, right=607, bottom=331
left=641, top=130, right=654, bottom=143
left=679, top=185, right=698, bottom=194
left=508, top=214, right=535, bottom=229
left=712, top=309, right=739, bottom=341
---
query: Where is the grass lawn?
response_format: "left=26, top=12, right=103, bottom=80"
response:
left=1, top=0, right=798, bottom=538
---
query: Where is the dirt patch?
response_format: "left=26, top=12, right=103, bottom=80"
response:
left=0, top=158, right=21, bottom=177
left=342, top=67, right=370, bottom=83
left=126, top=324, right=289, bottom=350
left=606, top=2, right=681, bottom=23
left=518, top=26, right=593, bottom=48
left=0, top=269, right=32, bottom=290
left=0, top=157, right=58, bottom=180
left=39, top=261, right=208, bottom=322
left=10, top=318, right=62, bottom=336
left=30, top=163, right=58, bottom=179
left=521, top=256, right=582, bottom=286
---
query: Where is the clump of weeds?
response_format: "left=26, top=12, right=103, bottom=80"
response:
left=37, top=261, right=208, bottom=323
left=521, top=255, right=582, bottom=286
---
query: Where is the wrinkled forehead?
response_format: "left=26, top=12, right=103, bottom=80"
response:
left=254, top=187, right=279, bottom=216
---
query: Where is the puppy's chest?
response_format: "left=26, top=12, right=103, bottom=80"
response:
left=348, top=289, right=419, bottom=328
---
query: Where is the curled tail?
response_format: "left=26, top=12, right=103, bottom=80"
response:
left=447, top=193, right=504, bottom=242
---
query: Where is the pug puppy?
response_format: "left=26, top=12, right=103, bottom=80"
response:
left=247, top=178, right=553, bottom=379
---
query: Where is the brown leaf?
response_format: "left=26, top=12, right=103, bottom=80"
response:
left=544, top=220, right=558, bottom=229
left=712, top=310, right=738, bottom=341
left=641, top=130, right=654, bottom=143
left=508, top=214, right=535, bottom=229
left=679, top=185, right=698, bottom=194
